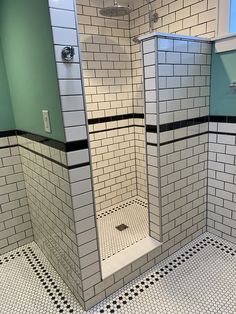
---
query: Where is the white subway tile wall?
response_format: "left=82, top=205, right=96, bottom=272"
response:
left=130, top=0, right=216, bottom=199
left=18, top=135, right=84, bottom=306
left=208, top=122, right=236, bottom=244
left=76, top=0, right=218, bottom=211
left=76, top=0, right=146, bottom=210
left=50, top=0, right=89, bottom=143
left=142, top=34, right=211, bottom=248
left=46, top=0, right=219, bottom=310
left=0, top=136, right=33, bottom=255
left=3, top=0, right=234, bottom=312
left=33, top=0, right=103, bottom=309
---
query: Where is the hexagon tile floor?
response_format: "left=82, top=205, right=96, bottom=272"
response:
left=96, top=197, right=149, bottom=261
left=1, top=232, right=236, bottom=314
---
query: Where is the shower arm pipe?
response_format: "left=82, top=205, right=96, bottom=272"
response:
left=145, top=0, right=154, bottom=33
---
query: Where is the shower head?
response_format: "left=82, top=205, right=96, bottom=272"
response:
left=99, top=1, right=132, bottom=17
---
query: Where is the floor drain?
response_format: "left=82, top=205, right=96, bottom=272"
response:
left=116, top=224, right=128, bottom=231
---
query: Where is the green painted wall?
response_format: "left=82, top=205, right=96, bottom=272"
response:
left=0, top=38, right=15, bottom=131
left=211, top=48, right=236, bottom=116
left=0, top=0, right=65, bottom=141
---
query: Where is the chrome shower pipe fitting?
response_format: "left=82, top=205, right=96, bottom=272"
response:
left=145, top=0, right=159, bottom=33
left=230, top=82, right=236, bottom=91
left=61, top=46, right=75, bottom=62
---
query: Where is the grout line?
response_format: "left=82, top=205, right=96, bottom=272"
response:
left=97, top=233, right=236, bottom=313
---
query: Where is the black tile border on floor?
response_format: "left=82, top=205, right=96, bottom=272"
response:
left=0, top=250, right=22, bottom=264
left=0, top=246, right=74, bottom=314
left=97, top=236, right=236, bottom=313
left=96, top=198, right=147, bottom=219
left=1, top=236, right=236, bottom=313
left=24, top=246, right=74, bottom=314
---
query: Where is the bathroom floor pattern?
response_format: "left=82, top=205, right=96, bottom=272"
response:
left=0, top=232, right=236, bottom=313
left=96, top=197, right=149, bottom=261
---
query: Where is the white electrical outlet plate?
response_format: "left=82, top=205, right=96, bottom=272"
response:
left=42, top=110, right=51, bottom=133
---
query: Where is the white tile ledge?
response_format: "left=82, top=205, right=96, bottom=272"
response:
left=139, top=32, right=211, bottom=43
left=214, top=32, right=236, bottom=41
left=101, top=236, right=162, bottom=279
left=214, top=33, right=236, bottom=53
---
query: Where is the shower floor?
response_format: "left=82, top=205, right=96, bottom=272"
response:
left=96, top=197, right=149, bottom=261
left=1, top=232, right=236, bottom=313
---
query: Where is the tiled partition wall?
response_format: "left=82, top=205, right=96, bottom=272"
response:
left=17, top=0, right=101, bottom=309
left=37, top=2, right=219, bottom=311
left=0, top=133, right=33, bottom=255
left=208, top=118, right=236, bottom=244
left=142, top=33, right=211, bottom=244
left=130, top=0, right=217, bottom=200
left=76, top=0, right=140, bottom=211
left=19, top=135, right=84, bottom=303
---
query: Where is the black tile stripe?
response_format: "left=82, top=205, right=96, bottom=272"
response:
left=89, top=124, right=143, bottom=134
left=17, top=130, right=89, bottom=152
left=209, top=115, right=236, bottom=123
left=98, top=236, right=236, bottom=313
left=17, top=130, right=66, bottom=151
left=20, top=144, right=90, bottom=170
left=0, top=115, right=236, bottom=152
left=146, top=125, right=157, bottom=133
left=0, top=144, right=18, bottom=150
left=88, top=113, right=144, bottom=125
left=65, top=140, right=88, bottom=151
left=0, top=130, right=88, bottom=152
left=68, top=162, right=90, bottom=170
left=160, top=116, right=209, bottom=132
left=209, top=131, right=236, bottom=137
left=161, top=131, right=208, bottom=146
left=0, top=130, right=17, bottom=138
left=146, top=131, right=208, bottom=147
left=146, top=116, right=209, bottom=134
left=0, top=130, right=90, bottom=170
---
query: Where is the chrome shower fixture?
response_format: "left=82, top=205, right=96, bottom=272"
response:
left=145, top=0, right=159, bottom=33
left=100, top=1, right=132, bottom=17
left=132, top=36, right=141, bottom=44
left=230, top=81, right=236, bottom=92
left=61, top=46, right=75, bottom=62
left=150, top=12, right=159, bottom=23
